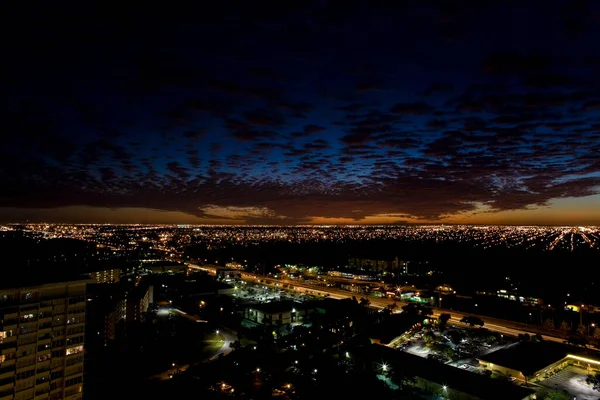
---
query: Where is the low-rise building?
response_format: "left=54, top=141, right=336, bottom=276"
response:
left=243, top=301, right=309, bottom=326
left=360, top=344, right=536, bottom=400
left=477, top=342, right=600, bottom=383
left=216, top=269, right=242, bottom=282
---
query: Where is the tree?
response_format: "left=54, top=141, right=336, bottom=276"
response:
left=518, top=333, right=531, bottom=343
left=542, top=318, right=554, bottom=330
left=586, top=372, right=600, bottom=392
left=418, top=306, right=433, bottom=317
left=423, top=331, right=437, bottom=345
left=438, top=313, right=451, bottom=331
left=532, top=333, right=543, bottom=343
left=402, top=303, right=419, bottom=315
left=577, top=324, right=587, bottom=336
left=359, top=297, right=371, bottom=307
left=447, top=330, right=465, bottom=345
left=439, top=313, right=451, bottom=325
left=594, top=327, right=600, bottom=339
left=559, top=321, right=570, bottom=332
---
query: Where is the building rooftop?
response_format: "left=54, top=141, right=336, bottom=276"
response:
left=246, top=300, right=300, bottom=314
left=0, top=266, right=91, bottom=290
left=361, top=344, right=535, bottom=400
left=478, top=342, right=570, bottom=376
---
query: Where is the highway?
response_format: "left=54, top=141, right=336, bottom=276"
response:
left=187, top=263, right=597, bottom=349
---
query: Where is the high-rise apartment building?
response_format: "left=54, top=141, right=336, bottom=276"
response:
left=0, top=279, right=90, bottom=400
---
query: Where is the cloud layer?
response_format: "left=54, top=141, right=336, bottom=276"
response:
left=1, top=1, right=600, bottom=224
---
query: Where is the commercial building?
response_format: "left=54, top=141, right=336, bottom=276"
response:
left=0, top=278, right=90, bottom=400
left=477, top=342, right=600, bottom=383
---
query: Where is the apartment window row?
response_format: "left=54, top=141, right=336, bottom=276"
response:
left=0, top=342, right=16, bottom=351
left=15, top=378, right=34, bottom=392
left=19, top=313, right=38, bottom=323
left=52, top=328, right=65, bottom=337
left=35, top=375, right=49, bottom=385
left=50, top=370, right=63, bottom=380
left=38, top=343, right=51, bottom=352
left=0, top=376, right=14, bottom=386
left=19, top=303, right=38, bottom=312
left=15, top=389, right=34, bottom=400
left=0, top=352, right=16, bottom=362
left=16, top=368, right=35, bottom=380
left=66, top=315, right=84, bottom=325
left=0, top=363, right=16, bottom=374
left=65, top=376, right=82, bottom=387
left=67, top=307, right=85, bottom=315
left=16, top=356, right=35, bottom=369
left=66, top=326, right=84, bottom=335
left=0, top=317, right=18, bottom=326
left=66, top=336, right=83, bottom=346
left=0, top=388, right=13, bottom=398
left=18, top=323, right=37, bottom=335
left=65, top=386, right=82, bottom=397
left=35, top=385, right=50, bottom=396
left=65, top=345, right=83, bottom=356
left=65, top=354, right=83, bottom=367
left=68, top=297, right=85, bottom=305
left=18, top=334, right=37, bottom=346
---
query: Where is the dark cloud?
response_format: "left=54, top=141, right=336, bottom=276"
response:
left=390, top=102, right=434, bottom=115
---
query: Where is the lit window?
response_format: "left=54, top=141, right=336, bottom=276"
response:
left=66, top=345, right=83, bottom=356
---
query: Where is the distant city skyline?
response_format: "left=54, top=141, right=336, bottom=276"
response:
left=2, top=2, right=600, bottom=225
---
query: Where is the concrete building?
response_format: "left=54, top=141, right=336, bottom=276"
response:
left=0, top=279, right=90, bottom=400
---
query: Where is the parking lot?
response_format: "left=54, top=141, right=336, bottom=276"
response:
left=538, top=366, right=599, bottom=400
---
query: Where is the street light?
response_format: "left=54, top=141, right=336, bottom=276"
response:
left=216, top=330, right=220, bottom=335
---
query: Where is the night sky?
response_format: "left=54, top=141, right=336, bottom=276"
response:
left=2, top=1, right=600, bottom=225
